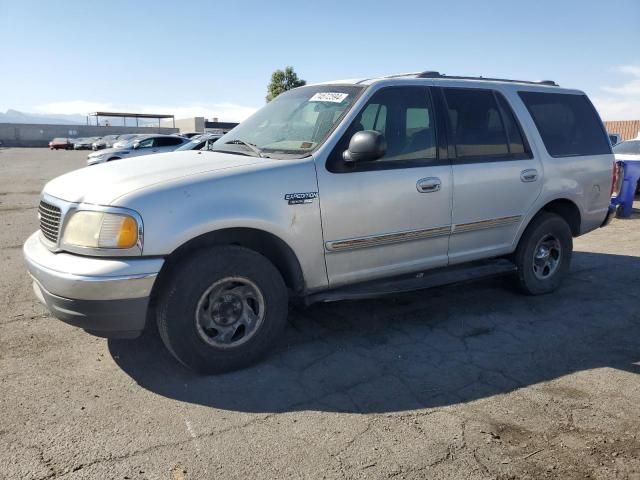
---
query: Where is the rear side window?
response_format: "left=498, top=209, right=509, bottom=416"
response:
left=496, top=94, right=526, bottom=155
left=519, top=92, right=611, bottom=157
left=443, top=89, right=510, bottom=159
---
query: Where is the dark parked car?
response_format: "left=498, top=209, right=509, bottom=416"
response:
left=73, top=137, right=98, bottom=150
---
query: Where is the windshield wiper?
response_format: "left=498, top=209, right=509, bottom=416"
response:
left=224, top=139, right=269, bottom=158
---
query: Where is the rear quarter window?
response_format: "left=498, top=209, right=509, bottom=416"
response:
left=518, top=91, right=611, bottom=157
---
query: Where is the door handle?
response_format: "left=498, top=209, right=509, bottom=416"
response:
left=520, top=169, right=538, bottom=182
left=416, top=177, right=441, bottom=193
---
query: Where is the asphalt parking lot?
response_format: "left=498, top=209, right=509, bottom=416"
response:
left=1, top=147, right=639, bottom=480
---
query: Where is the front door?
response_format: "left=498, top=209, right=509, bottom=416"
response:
left=315, top=86, right=453, bottom=287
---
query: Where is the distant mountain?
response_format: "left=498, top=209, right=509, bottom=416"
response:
left=0, top=109, right=162, bottom=127
left=0, top=109, right=86, bottom=125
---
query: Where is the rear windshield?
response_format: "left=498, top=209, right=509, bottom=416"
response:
left=519, top=91, right=611, bottom=157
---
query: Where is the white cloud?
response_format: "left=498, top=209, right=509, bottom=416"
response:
left=32, top=100, right=258, bottom=123
left=592, top=64, right=640, bottom=121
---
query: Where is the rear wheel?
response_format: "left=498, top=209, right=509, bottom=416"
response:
left=156, top=246, right=289, bottom=373
left=514, top=212, right=572, bottom=295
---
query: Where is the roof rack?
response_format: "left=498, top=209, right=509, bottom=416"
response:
left=414, top=71, right=558, bottom=87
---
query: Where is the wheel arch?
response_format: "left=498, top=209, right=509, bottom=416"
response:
left=539, top=198, right=581, bottom=236
left=517, top=198, right=582, bottom=247
left=151, top=227, right=306, bottom=302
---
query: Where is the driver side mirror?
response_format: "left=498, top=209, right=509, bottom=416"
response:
left=132, top=142, right=140, bottom=150
left=343, top=130, right=386, bottom=163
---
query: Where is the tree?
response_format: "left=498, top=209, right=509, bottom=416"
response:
left=266, top=66, right=306, bottom=102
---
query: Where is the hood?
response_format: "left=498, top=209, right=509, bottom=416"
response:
left=43, top=151, right=269, bottom=205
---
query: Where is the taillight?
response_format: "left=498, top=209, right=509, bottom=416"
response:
left=611, top=161, right=624, bottom=197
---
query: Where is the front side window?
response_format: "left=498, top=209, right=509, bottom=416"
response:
left=212, top=85, right=363, bottom=159
left=137, top=138, right=154, bottom=149
left=443, top=88, right=510, bottom=159
left=519, top=91, right=611, bottom=157
left=328, top=86, right=437, bottom=171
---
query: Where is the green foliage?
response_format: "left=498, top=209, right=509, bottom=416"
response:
left=266, top=66, right=306, bottom=102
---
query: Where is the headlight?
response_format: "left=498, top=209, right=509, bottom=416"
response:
left=62, top=211, right=140, bottom=250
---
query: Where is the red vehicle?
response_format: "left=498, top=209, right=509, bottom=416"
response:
left=49, top=138, right=72, bottom=150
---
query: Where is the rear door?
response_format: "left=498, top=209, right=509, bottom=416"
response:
left=439, top=87, right=543, bottom=264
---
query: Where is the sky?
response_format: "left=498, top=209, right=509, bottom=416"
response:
left=0, top=0, right=639, bottom=122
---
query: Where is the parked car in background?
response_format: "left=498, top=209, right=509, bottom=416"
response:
left=608, top=133, right=622, bottom=146
left=73, top=137, right=98, bottom=150
left=92, top=135, right=120, bottom=150
left=174, top=133, right=222, bottom=151
left=86, top=134, right=189, bottom=165
left=49, top=138, right=72, bottom=150
left=25, top=72, right=615, bottom=373
left=111, top=134, right=142, bottom=149
left=179, top=132, right=202, bottom=139
left=611, top=139, right=640, bottom=217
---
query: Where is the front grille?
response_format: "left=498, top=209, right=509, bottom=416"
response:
left=38, top=201, right=62, bottom=243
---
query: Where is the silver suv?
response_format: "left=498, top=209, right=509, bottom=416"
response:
left=24, top=71, right=616, bottom=373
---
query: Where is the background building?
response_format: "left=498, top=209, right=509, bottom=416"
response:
left=165, top=117, right=238, bottom=134
left=0, top=123, right=177, bottom=148
left=604, top=120, right=640, bottom=141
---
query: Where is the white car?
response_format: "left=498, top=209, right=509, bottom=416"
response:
left=86, top=134, right=189, bottom=165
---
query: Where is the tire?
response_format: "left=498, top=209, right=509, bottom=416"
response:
left=156, top=246, right=289, bottom=373
left=514, top=212, right=572, bottom=295
left=106, top=157, right=121, bottom=161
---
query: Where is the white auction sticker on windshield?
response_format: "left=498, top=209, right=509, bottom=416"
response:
left=309, top=92, right=349, bottom=103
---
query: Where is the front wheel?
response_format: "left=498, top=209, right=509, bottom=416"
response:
left=156, top=246, right=289, bottom=373
left=514, top=212, right=573, bottom=295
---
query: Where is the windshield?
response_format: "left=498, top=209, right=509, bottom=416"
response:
left=212, top=85, right=363, bottom=159
left=613, top=140, right=640, bottom=155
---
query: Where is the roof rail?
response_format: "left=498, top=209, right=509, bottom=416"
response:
left=415, top=71, right=558, bottom=87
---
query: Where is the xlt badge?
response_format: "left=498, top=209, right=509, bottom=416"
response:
left=284, top=192, right=318, bottom=205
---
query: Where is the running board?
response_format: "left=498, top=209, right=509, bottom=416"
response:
left=305, top=258, right=517, bottom=304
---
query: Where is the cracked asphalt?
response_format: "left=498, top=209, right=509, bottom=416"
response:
left=1, top=148, right=639, bottom=480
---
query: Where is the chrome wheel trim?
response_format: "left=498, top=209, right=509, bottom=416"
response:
left=195, top=276, right=265, bottom=349
left=532, top=234, right=562, bottom=281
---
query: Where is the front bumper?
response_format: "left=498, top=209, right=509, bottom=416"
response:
left=23, top=232, right=164, bottom=338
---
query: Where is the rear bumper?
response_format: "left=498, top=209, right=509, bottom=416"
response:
left=23, top=231, right=164, bottom=338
